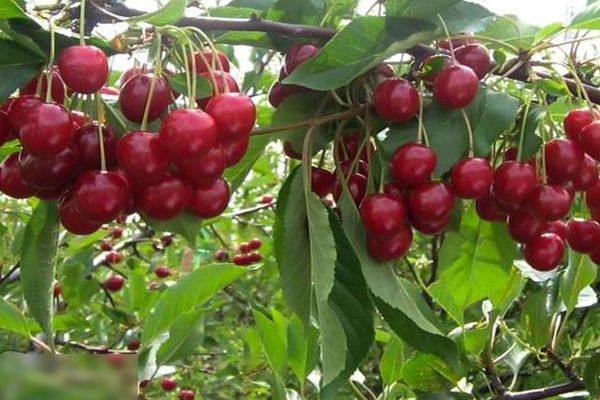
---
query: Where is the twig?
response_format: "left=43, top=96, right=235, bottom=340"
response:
left=496, top=381, right=586, bottom=400
left=542, top=346, right=580, bottom=382
left=0, top=262, right=20, bottom=286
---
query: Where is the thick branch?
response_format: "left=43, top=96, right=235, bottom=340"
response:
left=497, top=381, right=586, bottom=400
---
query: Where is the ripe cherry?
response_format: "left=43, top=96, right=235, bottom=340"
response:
left=390, top=143, right=436, bottom=188
left=366, top=228, right=413, bottom=262
left=433, top=64, right=479, bottom=108
left=72, top=123, right=118, bottom=170
left=137, top=174, right=191, bottom=220
left=119, top=74, right=170, bottom=123
left=189, top=49, right=230, bottom=74
left=360, top=193, right=407, bottom=238
left=70, top=111, right=90, bottom=129
left=247, top=252, right=262, bottom=263
left=178, top=389, right=195, bottom=400
left=454, top=44, right=491, bottom=79
left=438, top=36, right=476, bottom=50
left=311, top=167, right=336, bottom=197
left=545, top=220, right=568, bottom=241
left=248, top=238, right=262, bottom=250
left=19, top=146, right=80, bottom=190
left=104, top=274, right=125, bottom=291
left=492, top=161, right=536, bottom=206
left=523, top=233, right=564, bottom=271
left=239, top=242, right=251, bottom=253
left=261, top=194, right=274, bottom=204
left=451, top=157, right=493, bottom=199
left=564, top=109, right=594, bottom=140
left=105, top=251, right=121, bottom=264
left=591, top=247, right=600, bottom=265
left=7, top=95, right=42, bottom=132
left=0, top=153, right=37, bottom=198
left=161, top=377, right=177, bottom=392
left=53, top=281, right=61, bottom=297
left=100, top=239, right=113, bottom=251
left=176, top=146, right=225, bottom=185
left=159, top=109, right=218, bottom=160
left=580, top=121, right=600, bottom=161
left=72, top=171, right=131, bottom=224
left=544, top=138, right=584, bottom=183
left=337, top=133, right=374, bottom=163
left=283, top=140, right=302, bottom=159
left=268, top=82, right=304, bottom=108
left=373, top=78, right=420, bottom=123
left=332, top=174, right=367, bottom=205
left=154, top=265, right=171, bottom=278
left=127, top=338, right=140, bottom=351
left=58, top=45, right=108, bottom=93
left=214, top=249, right=228, bottom=261
left=188, top=178, right=231, bottom=218
left=418, top=54, right=452, bottom=86
left=232, top=254, right=250, bottom=266
left=406, top=182, right=454, bottom=221
left=222, top=136, right=249, bottom=167
left=20, top=68, right=66, bottom=104
left=586, top=180, right=600, bottom=209
left=198, top=71, right=240, bottom=109
left=285, top=43, right=319, bottom=74
left=206, top=93, right=256, bottom=142
left=0, top=111, right=10, bottom=147
left=411, top=213, right=450, bottom=235
left=572, top=154, right=598, bottom=191
left=58, top=193, right=101, bottom=235
left=566, top=218, right=600, bottom=253
left=19, top=102, right=73, bottom=156
left=525, top=184, right=571, bottom=221
left=117, top=131, right=169, bottom=184
left=507, top=209, right=548, bottom=243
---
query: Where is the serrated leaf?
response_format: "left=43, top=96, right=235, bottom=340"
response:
left=0, top=296, right=30, bottom=336
left=126, top=0, right=187, bottom=26
left=156, top=309, right=205, bottom=365
left=479, top=14, right=539, bottom=49
left=560, top=251, right=597, bottom=314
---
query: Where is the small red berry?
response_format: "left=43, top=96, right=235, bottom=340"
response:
left=127, top=338, right=140, bottom=351
left=366, top=228, right=413, bottom=262
left=564, top=109, right=594, bottom=140
left=566, top=218, right=600, bottom=253
left=390, top=143, right=436, bottom=188
left=373, top=78, right=420, bottom=123
left=433, top=64, right=479, bottom=108
left=104, top=274, right=125, bottom=291
left=188, top=179, right=231, bottom=218
left=214, top=249, right=228, bottom=261
left=154, top=265, right=171, bottom=278
left=523, top=233, right=564, bottom=271
left=248, top=238, right=262, bottom=250
left=450, top=157, right=493, bottom=199
left=161, top=377, right=177, bottom=392
left=360, top=193, right=407, bottom=238
left=58, top=45, right=108, bottom=94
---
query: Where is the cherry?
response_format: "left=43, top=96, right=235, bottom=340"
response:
left=493, top=194, right=521, bottom=214
left=311, top=167, right=336, bottom=197
left=137, top=174, right=191, bottom=220
left=366, top=228, right=413, bottom=262
left=544, top=138, right=584, bottom=183
left=1, top=97, right=15, bottom=114
left=586, top=180, right=600, bottom=209
left=373, top=78, right=420, bottom=123
left=105, top=251, right=122, bottom=264
left=411, top=213, right=450, bottom=235
left=214, top=249, right=228, bottom=261
left=161, top=377, right=177, bottom=392
left=154, top=265, right=171, bottom=278
left=232, top=254, right=250, bottom=266
left=0, top=112, right=11, bottom=147
left=0, top=153, right=37, bottom=198
left=36, top=186, right=67, bottom=200
left=564, top=108, right=594, bottom=140
left=383, top=182, right=404, bottom=198
left=523, top=233, right=564, bottom=271
left=72, top=123, right=118, bottom=170
left=176, top=146, right=225, bottom=185
left=454, top=44, right=491, bottom=79
left=239, top=242, right=251, bottom=253
left=418, top=54, right=452, bottom=86
left=261, top=194, right=274, bottom=204
left=19, top=102, right=73, bottom=157
left=100, top=239, right=113, bottom=251
left=58, top=193, right=101, bottom=235
left=337, top=161, right=370, bottom=181
left=111, top=227, right=123, bottom=239
left=7, top=95, right=42, bottom=132
left=19, top=146, right=80, bottom=190
left=188, top=178, right=231, bottom=218
left=433, top=64, right=479, bottom=108
left=406, top=182, right=454, bottom=221
left=360, top=193, right=407, bottom=238
left=451, top=157, right=493, bottom=199
left=20, top=68, right=66, bottom=103
left=268, top=82, right=304, bottom=108
left=374, top=64, right=395, bottom=79
left=248, top=237, right=262, bottom=250
left=337, top=133, right=374, bottom=163
left=127, top=338, right=140, bottom=351
left=572, top=154, right=598, bottom=191
left=119, top=74, right=170, bottom=123
left=438, top=36, right=476, bottom=50
left=390, top=143, right=436, bottom=188
left=58, top=45, right=108, bottom=94
left=284, top=43, right=319, bottom=74
left=222, top=136, right=249, bottom=167
left=206, top=93, right=256, bottom=142
left=178, top=389, right=195, bottom=400
left=545, top=220, right=568, bottom=241
left=72, top=171, right=130, bottom=224
left=580, top=121, right=600, bottom=161
left=247, top=252, right=262, bottom=263
left=507, top=209, right=548, bottom=243
left=53, top=281, right=61, bottom=297
left=283, top=141, right=302, bottom=159
left=70, top=111, right=90, bottom=129
left=332, top=173, right=367, bottom=205
left=189, top=49, right=230, bottom=74
left=159, top=108, right=218, bottom=160
left=566, top=218, right=600, bottom=253
left=117, top=131, right=169, bottom=184
left=492, top=161, right=536, bottom=206
left=198, top=71, right=240, bottom=109
left=525, top=184, right=571, bottom=221
left=591, top=247, right=600, bottom=265
left=104, top=274, right=125, bottom=291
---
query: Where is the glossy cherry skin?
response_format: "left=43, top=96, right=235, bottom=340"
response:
left=72, top=123, right=118, bottom=170
left=248, top=238, right=262, bottom=250
left=268, top=82, right=304, bottom=108
left=451, top=157, right=493, bottom=199
left=492, top=161, right=537, bottom=206
left=406, top=182, right=454, bottom=221
left=523, top=233, right=564, bottom=271
left=419, top=54, right=453, bottom=86
left=197, top=71, right=240, bottom=109
left=366, top=228, right=413, bottom=262
left=332, top=174, right=367, bottom=205
left=390, top=143, right=436, bottom=188
left=360, top=193, right=407, bottom=238
left=285, top=43, right=319, bottom=74
left=564, top=109, right=594, bottom=140
left=117, top=131, right=169, bottom=184
left=580, top=121, right=600, bottom=161
left=105, top=275, right=125, bottom=292
left=7, top=95, right=42, bottom=132
left=58, top=193, right=102, bottom=235
left=175, top=146, right=225, bottom=185
left=189, top=50, right=230, bottom=74
left=337, top=160, right=369, bottom=179
left=411, top=213, right=450, bottom=235
left=119, top=74, right=170, bottom=123
left=591, top=247, right=600, bottom=265
left=572, top=154, right=598, bottom=191
left=507, top=210, right=548, bottom=244
left=475, top=192, right=508, bottom=222
left=0, top=153, right=37, bottom=198
left=159, top=109, right=218, bottom=160
left=373, top=78, right=420, bottom=123
left=178, top=389, right=195, bottom=400
left=544, top=138, right=584, bottom=183
left=72, top=171, right=131, bottom=224
left=19, top=102, right=73, bottom=157
left=70, top=111, right=90, bottom=129
left=566, top=218, right=600, bottom=253
left=433, top=64, right=479, bottom=108
left=222, top=136, right=249, bottom=167
left=311, top=167, right=336, bottom=198
left=525, top=184, right=571, bottom=221
left=20, top=68, right=66, bottom=104
left=454, top=44, right=491, bottom=79
left=0, top=112, right=12, bottom=148
left=19, top=146, right=79, bottom=190
left=188, top=178, right=231, bottom=218
left=545, top=220, right=568, bottom=241
left=58, top=45, right=108, bottom=94
left=438, top=36, right=476, bottom=50
left=283, top=140, right=302, bottom=159
left=161, top=377, right=177, bottom=392
left=587, top=180, right=600, bottom=210
left=137, top=174, right=191, bottom=221
left=206, top=93, right=256, bottom=142
left=337, top=133, right=374, bottom=163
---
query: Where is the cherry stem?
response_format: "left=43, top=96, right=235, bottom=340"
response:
left=95, top=93, right=107, bottom=171
left=45, top=20, right=56, bottom=103
left=460, top=109, right=474, bottom=158
left=562, top=54, right=597, bottom=116
left=188, top=41, right=197, bottom=103
left=189, top=38, right=219, bottom=97
left=140, top=33, right=162, bottom=131
left=436, top=14, right=456, bottom=62
left=539, top=116, right=548, bottom=184
left=517, top=95, right=533, bottom=162
left=79, top=0, right=86, bottom=45
left=178, top=43, right=193, bottom=108
left=302, top=97, right=331, bottom=194
left=188, top=27, right=229, bottom=94
left=416, top=80, right=425, bottom=144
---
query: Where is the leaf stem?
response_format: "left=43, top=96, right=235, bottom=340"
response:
left=517, top=95, right=533, bottom=162
left=140, top=32, right=162, bottom=131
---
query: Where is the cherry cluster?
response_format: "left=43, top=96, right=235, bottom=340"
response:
left=214, top=237, right=263, bottom=266
left=158, top=375, right=196, bottom=400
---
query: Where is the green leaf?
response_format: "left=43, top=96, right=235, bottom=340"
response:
left=126, top=0, right=187, bottom=26
left=0, top=64, right=40, bottom=99
left=253, top=308, right=288, bottom=377
left=534, top=22, right=564, bottom=43
left=519, top=283, right=558, bottom=348
left=427, top=1, right=494, bottom=33
left=166, top=73, right=212, bottom=99
left=380, top=336, right=404, bottom=385
left=560, top=251, right=597, bottom=314
left=155, top=309, right=205, bottom=365
left=141, top=263, right=247, bottom=346
left=0, top=296, right=30, bottom=336
left=402, top=353, right=459, bottom=391
left=386, top=0, right=460, bottom=18
left=479, top=15, right=539, bottom=49
left=19, top=201, right=59, bottom=347
left=570, top=2, right=600, bottom=29
left=584, top=353, right=600, bottom=396
left=518, top=104, right=544, bottom=160
left=142, top=212, right=202, bottom=246
left=101, top=99, right=128, bottom=137
left=287, top=315, right=319, bottom=383
left=225, top=134, right=274, bottom=193
left=0, top=0, right=26, bottom=18
left=228, top=0, right=278, bottom=10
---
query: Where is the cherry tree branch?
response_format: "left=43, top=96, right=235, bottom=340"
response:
left=496, top=381, right=586, bottom=400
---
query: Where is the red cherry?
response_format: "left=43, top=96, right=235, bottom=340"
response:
left=0, top=111, right=11, bottom=147
left=492, top=161, right=537, bottom=206
left=475, top=192, right=507, bottom=222
left=564, top=109, right=595, bottom=140
left=311, top=167, right=336, bottom=197
left=105, top=251, right=121, bottom=264
left=19, top=146, right=80, bottom=190
left=125, top=338, right=140, bottom=351
left=188, top=178, right=231, bottom=218
left=111, top=227, right=124, bottom=239
left=573, top=154, right=599, bottom=191
left=222, top=136, right=249, bottom=167
left=232, top=253, right=250, bottom=266
left=161, top=377, right=177, bottom=392
left=72, top=123, right=118, bottom=170
left=374, top=64, right=395, bottom=79
left=58, top=193, right=101, bottom=235
left=566, top=218, right=600, bottom=253
left=451, top=157, right=493, bottom=199
left=337, top=160, right=370, bottom=178
left=507, top=209, right=548, bottom=243
left=268, top=82, right=304, bottom=108
left=178, top=389, right=195, bottom=400
left=438, top=36, right=476, bottom=50
left=20, top=68, right=66, bottom=104
left=105, top=274, right=125, bottom=291
left=72, top=171, right=131, bottom=224
left=175, top=146, right=225, bottom=185
left=261, top=194, right=274, bottom=204
left=137, top=174, right=191, bottom=220
left=198, top=71, right=240, bottom=108
left=0, top=153, right=37, bottom=198
left=523, top=233, right=564, bottom=271
left=366, top=228, right=413, bottom=262
left=285, top=43, right=319, bottom=74
left=433, top=64, right=479, bottom=108
left=419, top=54, right=453, bottom=86
left=454, top=44, right=491, bottom=79
left=591, top=247, right=600, bottom=265
left=189, top=50, right=230, bottom=74
left=503, top=147, right=518, bottom=161
left=7, top=95, right=42, bottom=132
left=100, top=239, right=113, bottom=251
left=247, top=251, right=262, bottom=263
left=580, top=121, right=600, bottom=161
left=283, top=141, right=302, bottom=159
left=373, top=78, right=420, bottom=123
left=119, top=74, right=170, bottom=123
left=36, top=186, right=67, bottom=200
left=206, top=93, right=256, bottom=142
left=70, top=111, right=90, bottom=129
left=525, top=184, right=571, bottom=221
left=58, top=45, right=108, bottom=94
left=337, top=133, right=374, bottom=163
left=19, top=102, right=73, bottom=156
left=118, top=66, right=149, bottom=87
left=154, top=265, right=171, bottom=278
left=390, top=143, right=436, bottom=188
left=360, top=193, right=407, bottom=238
left=53, top=281, right=61, bottom=297
left=586, top=180, right=600, bottom=209
left=544, top=138, right=584, bottom=183
left=332, top=174, right=367, bottom=205
left=239, top=242, right=251, bottom=254
left=248, top=238, right=262, bottom=250
left=117, top=131, right=169, bottom=184
left=214, top=249, right=228, bottom=261
left=407, top=182, right=454, bottom=221
left=545, top=220, right=568, bottom=241
left=159, top=109, right=218, bottom=160
left=383, top=182, right=404, bottom=198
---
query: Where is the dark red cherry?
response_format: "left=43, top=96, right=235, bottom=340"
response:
left=0, top=111, right=12, bottom=147
left=72, top=123, right=118, bottom=170
left=311, top=167, right=336, bottom=197
left=118, top=66, right=149, bottom=87
left=591, top=247, right=600, bottom=265
left=373, top=78, right=420, bottom=123
left=19, top=102, right=73, bottom=157
left=188, top=178, right=231, bottom=218
left=19, top=146, right=79, bottom=190
left=248, top=238, right=262, bottom=250
left=523, top=233, right=564, bottom=271
left=0, top=153, right=37, bottom=198
left=268, top=82, right=304, bottom=108
left=544, top=138, right=584, bottom=183
left=70, top=111, right=90, bottom=129
left=366, top=228, right=413, bottom=262
left=247, top=251, right=262, bottom=263
left=58, top=45, right=108, bottom=94
left=119, top=74, right=170, bottom=123
left=492, top=161, right=537, bottom=206
left=374, top=64, right=395, bottom=79
left=525, top=184, right=571, bottom=221
left=159, top=108, right=218, bottom=160
left=117, top=131, right=169, bottom=184
left=564, top=109, right=595, bottom=140
left=285, top=43, right=319, bottom=75
left=337, top=160, right=370, bottom=179
left=332, top=174, right=367, bottom=205
left=390, top=143, right=436, bottom=188
left=580, top=121, right=600, bottom=161
left=7, top=95, right=42, bottom=132
left=20, top=68, right=66, bottom=104
left=161, top=377, right=177, bottom=392
left=451, top=157, right=493, bottom=199
left=0, top=97, right=15, bottom=114
left=36, top=186, right=67, bottom=200
left=433, top=64, right=479, bottom=108
left=507, top=209, right=548, bottom=243
left=72, top=171, right=130, bottom=224
left=189, top=50, right=230, bottom=74
left=418, top=54, right=453, bottom=86
left=222, top=136, right=249, bottom=167
left=406, top=182, right=454, bottom=221
left=105, top=274, right=125, bottom=291
left=283, top=140, right=302, bottom=159
left=475, top=192, right=507, bottom=222
left=197, top=71, right=240, bottom=109
left=566, top=218, right=600, bottom=253
left=383, top=182, right=404, bottom=198
left=178, top=389, right=195, bottom=400
left=454, top=44, right=491, bottom=79
left=438, top=36, right=476, bottom=50
left=545, top=220, right=568, bottom=241
left=58, top=193, right=101, bottom=235
left=176, top=146, right=225, bottom=185
left=586, top=180, right=600, bottom=209
left=573, top=154, right=598, bottom=191
left=360, top=193, right=407, bottom=238
left=137, top=174, right=191, bottom=220
left=206, top=93, right=256, bottom=142
left=411, top=213, right=450, bottom=235
left=337, top=133, right=374, bottom=163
